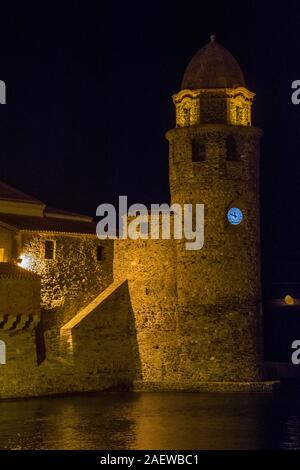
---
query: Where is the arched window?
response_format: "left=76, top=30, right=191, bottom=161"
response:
left=192, top=140, right=206, bottom=162
left=45, top=240, right=56, bottom=260
left=182, top=106, right=191, bottom=126
left=0, top=340, right=6, bottom=365
left=226, top=136, right=238, bottom=161
left=236, top=106, right=243, bottom=124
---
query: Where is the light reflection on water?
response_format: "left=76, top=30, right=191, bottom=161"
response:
left=0, top=391, right=299, bottom=450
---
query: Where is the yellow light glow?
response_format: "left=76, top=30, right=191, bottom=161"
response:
left=284, top=295, right=295, bottom=306
left=173, top=87, right=254, bottom=128
left=18, top=255, right=32, bottom=270
left=227, top=87, right=254, bottom=126
left=173, top=89, right=201, bottom=127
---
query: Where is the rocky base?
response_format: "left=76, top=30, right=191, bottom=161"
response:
left=132, top=380, right=280, bottom=393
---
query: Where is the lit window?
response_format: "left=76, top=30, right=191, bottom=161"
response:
left=44, top=240, right=56, bottom=260
left=97, top=245, right=104, bottom=261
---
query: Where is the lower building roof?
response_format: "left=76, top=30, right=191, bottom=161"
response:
left=0, top=213, right=97, bottom=235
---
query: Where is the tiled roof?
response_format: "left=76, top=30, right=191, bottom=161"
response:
left=0, top=180, right=96, bottom=235
left=45, top=206, right=92, bottom=222
left=182, top=37, right=246, bottom=90
left=0, top=181, right=43, bottom=204
left=0, top=213, right=97, bottom=234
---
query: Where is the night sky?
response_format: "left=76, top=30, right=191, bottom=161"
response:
left=0, top=1, right=299, bottom=286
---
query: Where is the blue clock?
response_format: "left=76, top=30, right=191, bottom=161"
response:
left=227, top=207, right=243, bottom=225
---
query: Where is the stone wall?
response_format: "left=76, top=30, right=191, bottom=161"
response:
left=166, top=122, right=263, bottom=381
left=0, top=330, right=40, bottom=398
left=69, top=280, right=141, bottom=389
left=0, top=280, right=140, bottom=399
left=0, top=265, right=40, bottom=317
left=0, top=264, right=41, bottom=398
left=19, top=233, right=113, bottom=327
left=114, top=236, right=179, bottom=382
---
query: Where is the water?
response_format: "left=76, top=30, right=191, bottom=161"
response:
left=0, top=391, right=299, bottom=450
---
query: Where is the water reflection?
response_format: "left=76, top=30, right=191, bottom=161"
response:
left=0, top=391, right=299, bottom=449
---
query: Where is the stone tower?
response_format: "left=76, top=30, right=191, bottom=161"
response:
left=166, top=36, right=264, bottom=383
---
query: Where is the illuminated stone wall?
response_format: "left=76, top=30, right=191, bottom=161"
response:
left=19, top=233, right=113, bottom=327
left=174, top=87, right=254, bottom=128
left=0, top=268, right=40, bottom=318
left=0, top=280, right=140, bottom=399
left=0, top=267, right=41, bottom=398
left=67, top=280, right=141, bottom=388
left=0, top=330, right=40, bottom=398
left=166, top=119, right=263, bottom=382
left=113, top=236, right=178, bottom=382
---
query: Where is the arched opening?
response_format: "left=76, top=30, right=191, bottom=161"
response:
left=226, top=135, right=238, bottom=161
left=192, top=140, right=206, bottom=162
left=182, top=106, right=191, bottom=126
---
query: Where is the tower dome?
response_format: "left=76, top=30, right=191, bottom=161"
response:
left=182, top=35, right=246, bottom=89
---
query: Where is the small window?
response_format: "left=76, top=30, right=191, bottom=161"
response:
left=44, top=240, right=56, bottom=260
left=97, top=245, right=104, bottom=261
left=192, top=140, right=206, bottom=162
left=226, top=135, right=238, bottom=161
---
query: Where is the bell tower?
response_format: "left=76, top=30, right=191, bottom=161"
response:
left=166, top=36, right=264, bottom=382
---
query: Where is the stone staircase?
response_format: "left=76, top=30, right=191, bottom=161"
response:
left=60, top=279, right=126, bottom=361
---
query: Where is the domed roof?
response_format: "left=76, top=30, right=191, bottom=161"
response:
left=182, top=36, right=246, bottom=89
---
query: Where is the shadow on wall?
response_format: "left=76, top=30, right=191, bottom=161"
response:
left=35, top=323, right=46, bottom=365
left=69, top=280, right=142, bottom=387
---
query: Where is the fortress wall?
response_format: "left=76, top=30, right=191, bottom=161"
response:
left=113, top=236, right=181, bottom=382
left=0, top=330, right=40, bottom=398
left=0, top=270, right=41, bottom=399
left=19, top=233, right=113, bottom=327
left=68, top=280, right=141, bottom=390
left=0, top=274, right=40, bottom=316
left=0, top=281, right=138, bottom=398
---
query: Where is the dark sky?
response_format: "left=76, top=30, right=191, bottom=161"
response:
left=0, top=1, right=299, bottom=279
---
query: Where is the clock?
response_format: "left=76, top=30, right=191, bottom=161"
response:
left=227, top=207, right=243, bottom=225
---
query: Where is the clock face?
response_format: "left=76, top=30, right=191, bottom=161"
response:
left=227, top=207, right=243, bottom=225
